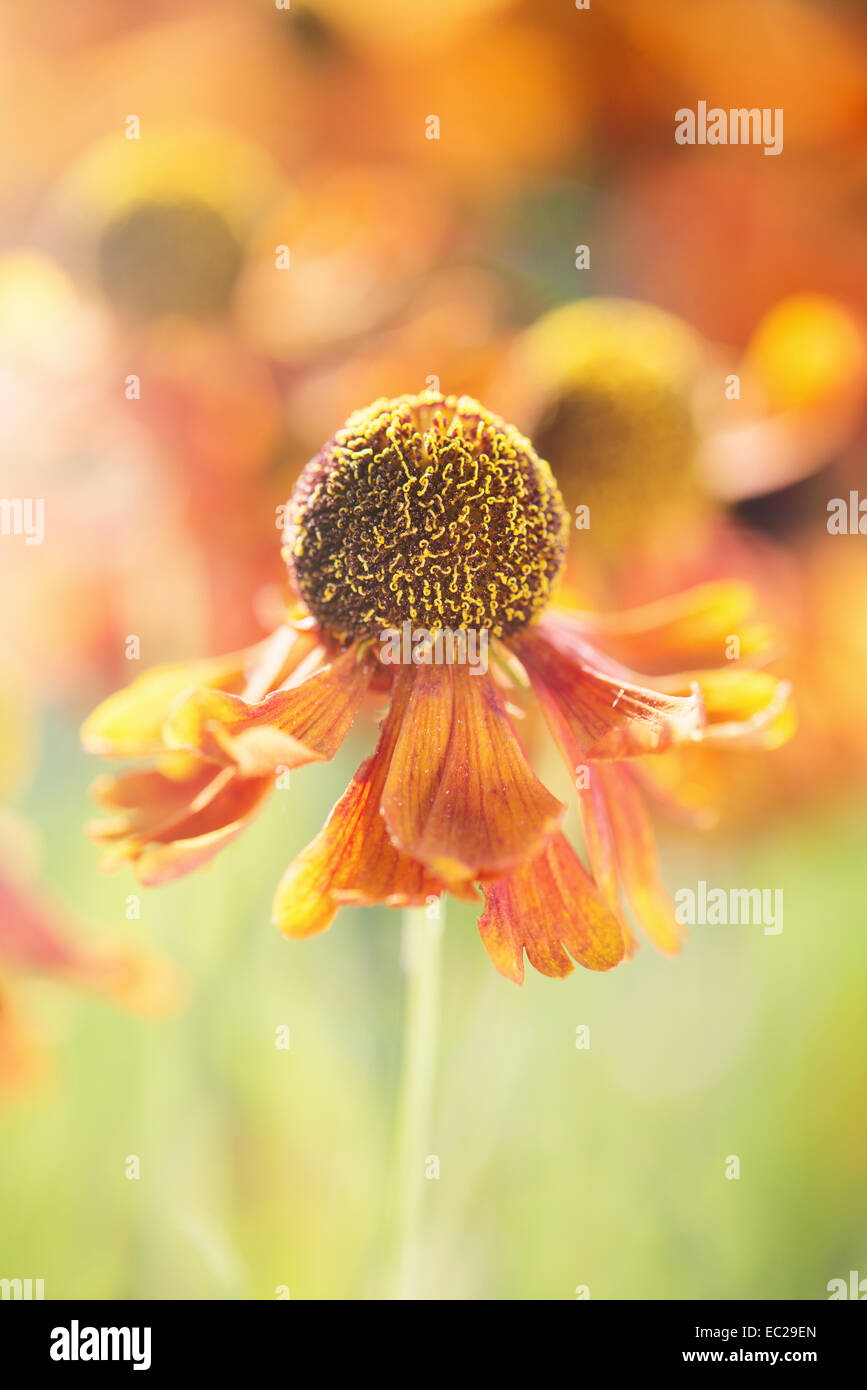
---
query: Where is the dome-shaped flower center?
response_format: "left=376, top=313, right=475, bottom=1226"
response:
left=284, top=393, right=569, bottom=643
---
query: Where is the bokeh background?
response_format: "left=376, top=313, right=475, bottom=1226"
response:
left=1, top=0, right=866, bottom=1300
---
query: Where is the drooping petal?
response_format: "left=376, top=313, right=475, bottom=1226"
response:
left=521, top=678, right=639, bottom=956
left=273, top=668, right=456, bottom=939
left=80, top=646, right=266, bottom=758
left=87, top=765, right=218, bottom=845
left=518, top=643, right=684, bottom=955
left=659, top=669, right=795, bottom=750
left=239, top=623, right=321, bottom=702
left=381, top=663, right=456, bottom=871
left=384, top=666, right=565, bottom=886
left=164, top=645, right=374, bottom=776
left=478, top=832, right=625, bottom=984
left=630, top=754, right=721, bottom=831
left=89, top=766, right=273, bottom=884
left=514, top=623, right=705, bottom=760
left=593, top=764, right=684, bottom=955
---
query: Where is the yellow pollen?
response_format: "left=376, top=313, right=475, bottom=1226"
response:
left=284, top=392, right=569, bottom=642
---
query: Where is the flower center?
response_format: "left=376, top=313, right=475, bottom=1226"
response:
left=99, top=200, right=243, bottom=317
left=521, top=300, right=702, bottom=551
left=284, top=393, right=569, bottom=642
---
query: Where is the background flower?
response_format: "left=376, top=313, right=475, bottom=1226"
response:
left=0, top=0, right=865, bottom=1300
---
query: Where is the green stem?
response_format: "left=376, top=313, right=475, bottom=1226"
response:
left=391, top=903, right=444, bottom=1300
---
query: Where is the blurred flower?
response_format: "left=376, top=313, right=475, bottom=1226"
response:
left=701, top=294, right=867, bottom=501
left=82, top=394, right=792, bottom=983
left=281, top=264, right=514, bottom=449
left=496, top=293, right=867, bottom=591
left=0, top=671, right=184, bottom=1098
left=0, top=248, right=208, bottom=693
left=637, top=535, right=867, bottom=827
left=234, top=166, right=452, bottom=365
left=615, top=158, right=867, bottom=346
left=492, top=298, right=716, bottom=594
left=40, top=123, right=285, bottom=323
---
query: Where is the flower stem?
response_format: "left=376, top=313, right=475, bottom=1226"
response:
left=391, top=903, right=444, bottom=1300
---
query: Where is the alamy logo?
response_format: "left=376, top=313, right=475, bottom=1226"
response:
left=379, top=622, right=488, bottom=675
left=827, top=1270, right=867, bottom=1299
left=0, top=498, right=44, bottom=545
left=674, top=880, right=783, bottom=935
left=50, top=1320, right=152, bottom=1371
left=675, top=103, right=783, bottom=156
left=0, top=1276, right=44, bottom=1299
left=827, top=491, right=867, bottom=535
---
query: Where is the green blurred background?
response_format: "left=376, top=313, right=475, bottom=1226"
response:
left=3, top=711, right=866, bottom=1299
left=2, top=0, right=866, bottom=1300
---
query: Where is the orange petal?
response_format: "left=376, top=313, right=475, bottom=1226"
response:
left=478, top=833, right=625, bottom=984
left=662, top=669, right=795, bottom=750
left=520, top=681, right=639, bottom=956
left=527, top=685, right=639, bottom=955
left=89, top=768, right=272, bottom=884
left=381, top=663, right=455, bottom=871
left=515, top=623, right=704, bottom=760
left=129, top=771, right=273, bottom=886
left=386, top=666, right=565, bottom=885
left=239, top=623, right=320, bottom=702
left=164, top=645, right=374, bottom=776
left=80, top=646, right=265, bottom=758
left=273, top=668, right=455, bottom=939
left=87, top=765, right=217, bottom=846
left=631, top=753, right=721, bottom=832
left=594, top=764, right=684, bottom=955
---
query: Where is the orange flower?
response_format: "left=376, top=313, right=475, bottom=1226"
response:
left=0, top=859, right=185, bottom=1096
left=81, top=394, right=793, bottom=983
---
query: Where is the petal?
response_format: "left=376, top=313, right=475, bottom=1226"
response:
left=593, top=764, right=684, bottom=955
left=631, top=754, right=721, bottom=831
left=380, top=663, right=455, bottom=873
left=131, top=771, right=273, bottom=886
left=164, top=645, right=374, bottom=776
left=272, top=668, right=457, bottom=940
left=569, top=581, right=775, bottom=672
left=80, top=646, right=265, bottom=758
left=87, top=765, right=217, bottom=844
left=239, top=623, right=320, bottom=702
left=478, top=833, right=625, bottom=984
left=516, top=684, right=639, bottom=956
left=90, top=767, right=273, bottom=885
left=514, top=623, right=705, bottom=760
left=675, top=670, right=795, bottom=750
left=384, top=666, right=565, bottom=886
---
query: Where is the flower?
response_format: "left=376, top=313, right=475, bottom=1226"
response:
left=492, top=299, right=714, bottom=586
left=43, top=123, right=285, bottom=323
left=81, top=393, right=793, bottom=983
